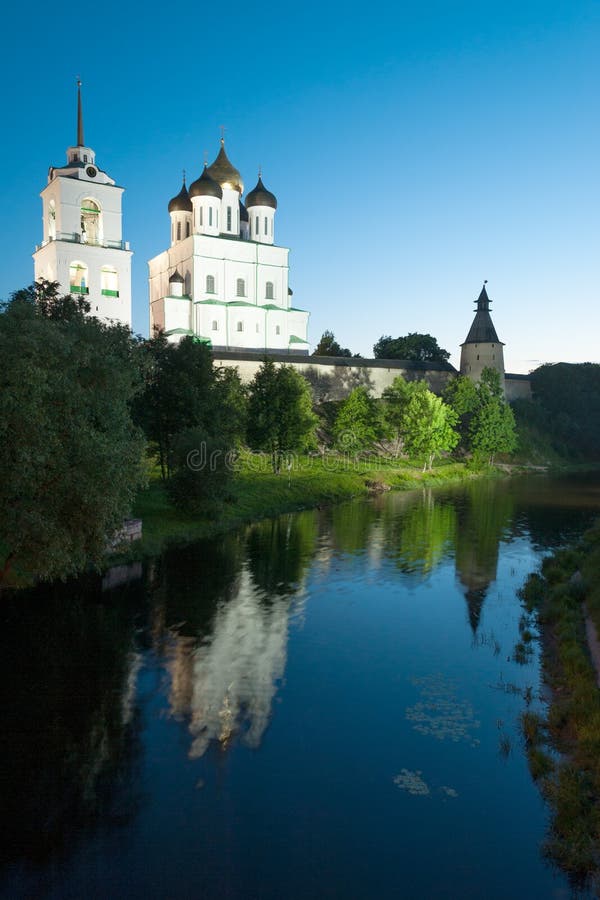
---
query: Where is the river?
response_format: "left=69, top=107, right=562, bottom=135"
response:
left=2, top=472, right=600, bottom=899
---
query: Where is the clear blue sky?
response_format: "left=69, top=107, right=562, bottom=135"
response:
left=2, top=0, right=598, bottom=372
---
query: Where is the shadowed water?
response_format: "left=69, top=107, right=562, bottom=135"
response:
left=2, top=472, right=600, bottom=899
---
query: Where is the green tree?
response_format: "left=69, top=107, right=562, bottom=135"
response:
left=333, top=386, right=387, bottom=455
left=467, top=367, right=517, bottom=465
left=443, top=375, right=479, bottom=450
left=401, top=388, right=459, bottom=471
left=247, top=359, right=317, bottom=472
left=0, top=284, right=145, bottom=584
left=470, top=395, right=517, bottom=465
left=312, top=330, right=353, bottom=358
left=167, top=428, right=234, bottom=514
left=373, top=332, right=450, bottom=362
left=382, top=376, right=426, bottom=455
left=133, top=335, right=246, bottom=479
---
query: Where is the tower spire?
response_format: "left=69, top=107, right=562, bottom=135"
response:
left=76, top=78, right=84, bottom=147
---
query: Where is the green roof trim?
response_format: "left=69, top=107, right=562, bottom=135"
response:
left=261, top=303, right=284, bottom=311
left=289, top=335, right=309, bottom=344
left=289, top=306, right=308, bottom=313
left=228, top=300, right=255, bottom=307
left=166, top=294, right=191, bottom=300
left=164, top=327, right=193, bottom=336
left=194, top=299, right=228, bottom=306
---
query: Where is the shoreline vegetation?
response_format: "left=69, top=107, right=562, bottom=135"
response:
left=3, top=282, right=600, bottom=588
left=518, top=521, right=600, bottom=891
left=121, top=455, right=553, bottom=565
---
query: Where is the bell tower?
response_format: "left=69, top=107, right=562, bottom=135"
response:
left=33, top=82, right=133, bottom=328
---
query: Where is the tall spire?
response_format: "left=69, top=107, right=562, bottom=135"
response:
left=76, top=79, right=84, bottom=147
left=476, top=280, right=491, bottom=311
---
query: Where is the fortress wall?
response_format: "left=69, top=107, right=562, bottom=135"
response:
left=504, top=375, right=532, bottom=402
left=212, top=352, right=457, bottom=401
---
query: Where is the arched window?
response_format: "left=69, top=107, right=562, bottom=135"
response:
left=176, top=221, right=181, bottom=241
left=236, top=278, right=246, bottom=297
left=101, top=266, right=119, bottom=297
left=80, top=198, right=101, bottom=244
left=206, top=275, right=215, bottom=294
left=48, top=199, right=56, bottom=240
left=265, top=281, right=274, bottom=300
left=199, top=207, right=203, bottom=227
left=275, top=325, right=281, bottom=335
left=236, top=321, right=244, bottom=332
left=265, top=216, right=268, bottom=235
left=227, top=206, right=232, bottom=231
left=184, top=272, right=191, bottom=295
left=212, top=320, right=218, bottom=331
left=186, top=221, right=191, bottom=238
left=69, top=261, right=89, bottom=294
left=255, top=216, right=259, bottom=235
left=209, top=207, right=213, bottom=227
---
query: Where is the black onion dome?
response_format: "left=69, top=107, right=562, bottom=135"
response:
left=169, top=269, right=184, bottom=284
left=206, top=141, right=243, bottom=193
left=239, top=198, right=249, bottom=222
left=189, top=165, right=223, bottom=200
left=246, top=176, right=277, bottom=209
left=168, top=178, right=192, bottom=213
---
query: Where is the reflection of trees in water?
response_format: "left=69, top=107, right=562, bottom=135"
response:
left=246, top=510, right=318, bottom=595
left=515, top=474, right=600, bottom=551
left=155, top=513, right=319, bottom=757
left=454, top=480, right=514, bottom=632
left=329, top=500, right=379, bottom=556
left=382, top=490, right=457, bottom=578
left=0, top=577, right=143, bottom=869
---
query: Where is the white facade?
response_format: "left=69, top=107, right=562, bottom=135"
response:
left=149, top=142, right=309, bottom=353
left=33, top=86, right=132, bottom=328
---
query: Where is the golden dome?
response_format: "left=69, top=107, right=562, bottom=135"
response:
left=206, top=140, right=244, bottom=194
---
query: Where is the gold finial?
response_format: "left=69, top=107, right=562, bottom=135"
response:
left=258, top=165, right=262, bottom=179
left=203, top=150, right=208, bottom=167
left=219, top=124, right=226, bottom=144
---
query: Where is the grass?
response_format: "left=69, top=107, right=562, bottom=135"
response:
left=517, top=530, right=600, bottom=888
left=122, top=453, right=481, bottom=562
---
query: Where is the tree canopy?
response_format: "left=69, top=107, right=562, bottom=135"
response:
left=400, top=386, right=459, bottom=471
left=0, top=282, right=145, bottom=583
left=373, top=333, right=450, bottom=363
left=333, top=386, right=387, bottom=454
left=247, top=359, right=318, bottom=471
left=312, top=330, right=354, bottom=358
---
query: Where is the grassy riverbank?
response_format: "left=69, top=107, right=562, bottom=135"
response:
left=518, top=522, right=600, bottom=888
left=127, top=454, right=498, bottom=560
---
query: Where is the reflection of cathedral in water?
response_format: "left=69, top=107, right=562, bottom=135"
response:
left=166, top=565, right=302, bottom=758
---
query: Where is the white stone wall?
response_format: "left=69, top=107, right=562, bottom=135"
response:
left=459, top=341, right=505, bottom=386
left=212, top=355, right=456, bottom=399
left=248, top=204, right=275, bottom=244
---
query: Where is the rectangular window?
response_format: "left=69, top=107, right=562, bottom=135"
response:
left=209, top=207, right=213, bottom=227
left=227, top=206, right=232, bottom=230
left=199, top=207, right=203, bottom=227
left=265, top=216, right=268, bottom=235
left=255, top=216, right=259, bottom=235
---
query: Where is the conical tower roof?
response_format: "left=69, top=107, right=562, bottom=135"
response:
left=206, top=139, right=243, bottom=193
left=462, top=283, right=503, bottom=345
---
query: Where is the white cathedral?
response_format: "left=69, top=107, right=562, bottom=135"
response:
left=33, top=84, right=132, bottom=326
left=149, top=142, right=309, bottom=353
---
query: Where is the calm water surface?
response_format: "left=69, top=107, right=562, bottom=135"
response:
left=3, top=473, right=600, bottom=899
